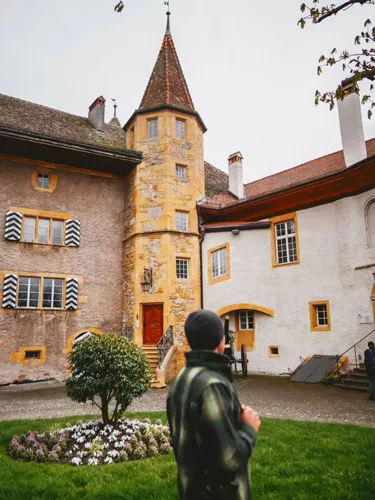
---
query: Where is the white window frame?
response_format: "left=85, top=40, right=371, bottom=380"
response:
left=176, top=258, right=189, bottom=280
left=176, top=211, right=188, bottom=232
left=37, top=173, right=50, bottom=189
left=17, top=277, right=41, bottom=308
left=176, top=164, right=187, bottom=180
left=315, top=304, right=328, bottom=326
left=212, top=248, right=227, bottom=279
left=176, top=119, right=185, bottom=139
left=239, top=311, right=254, bottom=331
left=42, top=278, right=64, bottom=309
left=148, top=119, right=158, bottom=138
left=22, top=216, right=64, bottom=245
left=275, top=220, right=298, bottom=264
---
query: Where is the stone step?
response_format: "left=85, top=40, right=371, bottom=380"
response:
left=341, top=377, right=368, bottom=388
left=336, top=383, right=368, bottom=392
left=349, top=371, right=368, bottom=379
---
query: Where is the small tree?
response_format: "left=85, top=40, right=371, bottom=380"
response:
left=66, top=334, right=151, bottom=425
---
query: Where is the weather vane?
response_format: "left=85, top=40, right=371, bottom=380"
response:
left=164, top=0, right=170, bottom=15
left=111, top=98, right=118, bottom=118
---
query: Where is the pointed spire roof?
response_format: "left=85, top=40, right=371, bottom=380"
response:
left=139, top=15, right=194, bottom=112
left=125, top=14, right=206, bottom=132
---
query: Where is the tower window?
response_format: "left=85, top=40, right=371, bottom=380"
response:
left=176, top=258, right=189, bottom=280
left=148, top=119, right=158, bottom=138
left=176, top=164, right=187, bottom=180
left=176, top=119, right=185, bottom=139
left=176, top=211, right=188, bottom=232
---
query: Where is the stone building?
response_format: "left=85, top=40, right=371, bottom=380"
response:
left=0, top=15, right=205, bottom=385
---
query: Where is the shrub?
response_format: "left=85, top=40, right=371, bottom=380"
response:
left=66, top=334, right=151, bottom=424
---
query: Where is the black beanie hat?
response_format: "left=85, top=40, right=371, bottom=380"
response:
left=185, top=309, right=224, bottom=350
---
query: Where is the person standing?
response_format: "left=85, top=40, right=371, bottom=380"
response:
left=167, top=309, right=260, bottom=499
left=364, top=341, right=375, bottom=401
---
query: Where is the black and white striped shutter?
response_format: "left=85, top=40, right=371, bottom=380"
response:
left=4, top=212, right=23, bottom=241
left=2, top=274, right=18, bottom=309
left=65, top=219, right=80, bottom=247
left=66, top=278, right=79, bottom=311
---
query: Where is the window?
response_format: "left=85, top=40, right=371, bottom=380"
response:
left=18, top=277, right=40, bottom=308
left=208, top=243, right=231, bottom=285
left=42, top=278, right=64, bottom=308
left=22, top=216, right=64, bottom=245
left=176, top=211, right=188, bottom=232
left=176, top=119, right=185, bottom=139
left=212, top=248, right=227, bottom=279
left=37, top=173, right=50, bottom=189
left=275, top=221, right=297, bottom=264
left=25, top=350, right=41, bottom=360
left=270, top=212, right=300, bottom=267
left=239, top=311, right=254, bottom=330
left=148, top=119, right=158, bottom=138
left=32, top=168, right=58, bottom=193
left=176, top=259, right=189, bottom=280
left=176, top=164, right=187, bottom=180
left=17, top=276, right=66, bottom=309
left=309, top=300, right=331, bottom=331
left=268, top=345, right=280, bottom=357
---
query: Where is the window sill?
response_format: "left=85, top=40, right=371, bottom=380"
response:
left=273, top=261, right=300, bottom=268
left=20, top=241, right=65, bottom=247
left=311, top=326, right=331, bottom=332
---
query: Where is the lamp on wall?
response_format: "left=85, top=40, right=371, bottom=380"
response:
left=140, top=267, right=153, bottom=293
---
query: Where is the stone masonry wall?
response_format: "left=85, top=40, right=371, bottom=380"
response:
left=0, top=159, right=126, bottom=383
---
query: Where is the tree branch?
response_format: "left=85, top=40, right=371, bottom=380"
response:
left=317, top=0, right=369, bottom=23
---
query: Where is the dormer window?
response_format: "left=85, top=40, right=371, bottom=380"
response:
left=38, top=173, right=50, bottom=189
left=148, top=118, right=158, bottom=138
left=176, top=119, right=185, bottom=139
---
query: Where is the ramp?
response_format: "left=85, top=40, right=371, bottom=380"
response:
left=290, top=355, right=338, bottom=383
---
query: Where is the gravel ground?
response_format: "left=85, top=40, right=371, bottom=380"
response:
left=0, top=375, right=374, bottom=427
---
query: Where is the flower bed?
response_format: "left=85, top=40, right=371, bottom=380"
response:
left=7, top=418, right=172, bottom=466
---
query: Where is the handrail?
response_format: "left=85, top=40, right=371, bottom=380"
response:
left=337, top=327, right=375, bottom=369
left=123, top=326, right=134, bottom=341
left=157, top=325, right=174, bottom=368
left=339, top=328, right=375, bottom=358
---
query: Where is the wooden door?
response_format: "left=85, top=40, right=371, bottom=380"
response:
left=143, top=304, right=163, bottom=345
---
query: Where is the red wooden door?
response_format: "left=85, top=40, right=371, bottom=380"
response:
left=143, top=305, right=163, bottom=344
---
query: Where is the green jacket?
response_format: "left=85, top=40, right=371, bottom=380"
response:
left=167, top=350, right=257, bottom=500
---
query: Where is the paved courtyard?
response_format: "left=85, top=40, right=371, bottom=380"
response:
left=0, top=375, right=374, bottom=427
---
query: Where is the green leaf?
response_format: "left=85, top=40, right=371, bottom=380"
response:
left=317, top=66, right=322, bottom=75
left=301, top=3, right=306, bottom=13
left=368, top=109, right=372, bottom=120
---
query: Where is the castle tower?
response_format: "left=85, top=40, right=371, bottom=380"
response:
left=123, top=13, right=206, bottom=375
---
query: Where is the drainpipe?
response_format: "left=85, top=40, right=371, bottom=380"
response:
left=196, top=203, right=205, bottom=309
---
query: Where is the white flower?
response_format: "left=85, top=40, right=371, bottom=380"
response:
left=88, top=458, right=99, bottom=466
left=104, top=457, right=113, bottom=464
left=84, top=443, right=91, bottom=449
left=71, top=457, right=82, bottom=466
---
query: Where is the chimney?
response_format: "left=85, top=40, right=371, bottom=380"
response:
left=228, top=152, right=244, bottom=199
left=88, top=96, right=106, bottom=132
left=338, top=83, right=366, bottom=167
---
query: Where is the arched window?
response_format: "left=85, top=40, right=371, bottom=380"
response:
left=364, top=199, right=375, bottom=247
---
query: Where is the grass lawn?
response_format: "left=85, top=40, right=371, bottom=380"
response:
left=0, top=413, right=374, bottom=500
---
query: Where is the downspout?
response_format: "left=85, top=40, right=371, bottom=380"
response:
left=196, top=203, right=205, bottom=309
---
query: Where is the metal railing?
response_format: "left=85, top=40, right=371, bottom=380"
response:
left=122, top=326, right=134, bottom=341
left=336, top=327, right=375, bottom=369
left=157, top=325, right=174, bottom=368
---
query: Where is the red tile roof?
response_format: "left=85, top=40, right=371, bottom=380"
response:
left=139, top=26, right=195, bottom=113
left=244, top=139, right=375, bottom=199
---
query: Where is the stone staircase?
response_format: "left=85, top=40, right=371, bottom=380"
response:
left=336, top=364, right=369, bottom=392
left=142, top=345, right=165, bottom=389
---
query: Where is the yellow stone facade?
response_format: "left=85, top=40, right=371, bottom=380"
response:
left=123, top=109, right=205, bottom=367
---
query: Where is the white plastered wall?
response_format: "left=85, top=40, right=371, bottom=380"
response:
left=202, top=188, right=375, bottom=374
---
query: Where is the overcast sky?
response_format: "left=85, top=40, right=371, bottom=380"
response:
left=1, top=0, right=374, bottom=183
